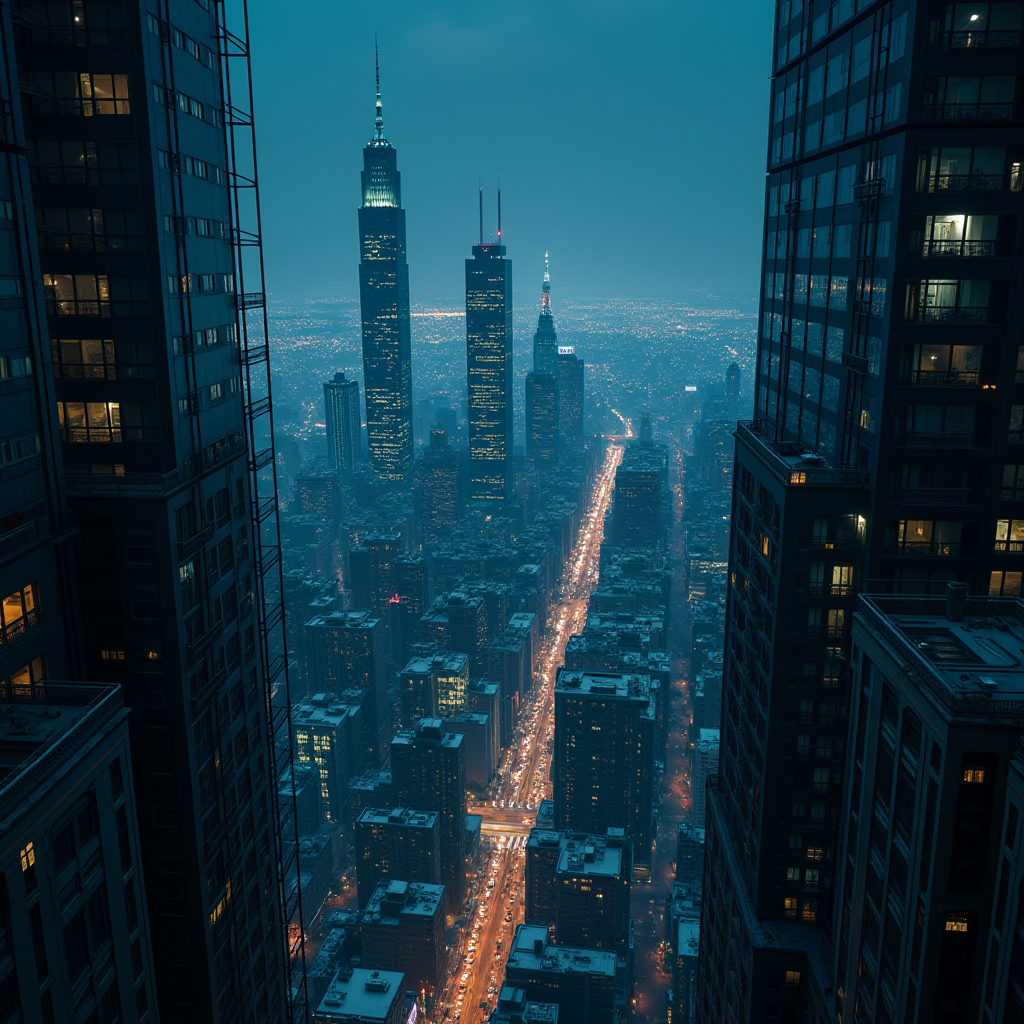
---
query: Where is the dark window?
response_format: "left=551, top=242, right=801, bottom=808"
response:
left=29, top=904, right=47, bottom=980
left=109, top=756, right=124, bottom=797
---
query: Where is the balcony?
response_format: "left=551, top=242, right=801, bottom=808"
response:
left=1, top=607, right=42, bottom=647
left=906, top=370, right=980, bottom=387
left=894, top=540, right=962, bottom=557
left=898, top=487, right=970, bottom=505
left=921, top=102, right=1016, bottom=121
left=932, top=29, right=1022, bottom=50
left=904, top=430, right=977, bottom=448
left=908, top=305, right=988, bottom=324
left=994, top=540, right=1024, bottom=553
left=921, top=239, right=998, bottom=258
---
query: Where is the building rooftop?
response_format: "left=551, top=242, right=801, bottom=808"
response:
left=402, top=651, right=469, bottom=677
left=490, top=985, right=559, bottom=1023
left=293, top=698, right=361, bottom=730
left=363, top=879, right=445, bottom=921
left=356, top=807, right=438, bottom=830
left=506, top=924, right=618, bottom=979
left=305, top=610, right=383, bottom=630
left=555, top=668, right=651, bottom=703
left=313, top=967, right=404, bottom=1022
left=858, top=593, right=1024, bottom=715
left=737, top=421, right=868, bottom=489
left=391, top=719, right=463, bottom=749
left=0, top=682, right=124, bottom=827
left=556, top=833, right=626, bottom=878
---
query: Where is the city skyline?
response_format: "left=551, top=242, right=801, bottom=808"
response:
left=5, top=3, right=1023, bottom=1024
left=247, top=2, right=774, bottom=302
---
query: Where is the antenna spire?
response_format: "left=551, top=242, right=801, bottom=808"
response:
left=497, top=179, right=502, bottom=243
left=373, top=35, right=386, bottom=143
left=541, top=250, right=551, bottom=312
left=478, top=186, right=483, bottom=246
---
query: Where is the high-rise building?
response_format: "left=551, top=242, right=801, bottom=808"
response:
left=609, top=444, right=668, bottom=550
left=354, top=807, right=441, bottom=908
left=553, top=670, right=655, bottom=876
left=324, top=372, right=362, bottom=473
left=502, top=925, right=623, bottom=1024
left=303, top=611, right=391, bottom=766
left=391, top=719, right=467, bottom=907
left=699, top=1, right=1024, bottom=1018
left=417, top=427, right=460, bottom=543
left=832, top=593, right=1024, bottom=1024
left=466, top=198, right=513, bottom=509
left=0, top=682, right=157, bottom=1023
left=361, top=879, right=448, bottom=996
left=524, top=829, right=633, bottom=954
left=526, top=371, right=559, bottom=463
left=556, top=347, right=585, bottom=458
left=8, top=1, right=298, bottom=1018
left=358, top=54, right=412, bottom=481
left=350, top=535, right=405, bottom=616
left=533, top=251, right=559, bottom=377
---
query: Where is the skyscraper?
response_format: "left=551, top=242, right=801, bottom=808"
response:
left=533, top=251, right=559, bottom=377
left=9, top=2, right=299, bottom=1019
left=553, top=669, right=655, bottom=876
left=358, top=52, right=413, bottom=482
left=391, top=719, right=467, bottom=907
left=324, top=371, right=362, bottom=473
left=525, top=371, right=559, bottom=463
left=698, top=1, right=1024, bottom=1019
left=417, top=426, right=460, bottom=543
left=466, top=192, right=513, bottom=509
left=556, top=345, right=585, bottom=457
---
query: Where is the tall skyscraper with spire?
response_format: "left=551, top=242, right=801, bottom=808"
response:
left=358, top=49, right=413, bottom=482
left=526, top=254, right=559, bottom=463
left=466, top=189, right=513, bottom=509
left=533, top=252, right=559, bottom=376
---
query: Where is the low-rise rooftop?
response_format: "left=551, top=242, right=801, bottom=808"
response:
left=506, top=924, right=617, bottom=979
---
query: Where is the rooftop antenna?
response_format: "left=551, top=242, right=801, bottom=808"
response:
left=478, top=185, right=483, bottom=246
left=373, top=35, right=385, bottom=143
left=497, top=177, right=502, bottom=243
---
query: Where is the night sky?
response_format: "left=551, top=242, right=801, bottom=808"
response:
left=249, top=1, right=774, bottom=304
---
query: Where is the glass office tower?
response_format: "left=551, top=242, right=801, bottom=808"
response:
left=358, top=60, right=413, bottom=483
left=697, top=1, right=1024, bottom=1020
left=466, top=233, right=513, bottom=509
left=9, top=2, right=298, bottom=1020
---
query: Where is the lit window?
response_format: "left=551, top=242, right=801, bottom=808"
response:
left=783, top=897, right=798, bottom=918
left=963, top=767, right=986, bottom=783
left=20, top=842, right=35, bottom=871
left=945, top=911, right=969, bottom=933
left=786, top=970, right=802, bottom=988
left=100, top=649, right=125, bottom=661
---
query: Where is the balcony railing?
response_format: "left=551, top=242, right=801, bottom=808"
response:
left=811, top=537, right=862, bottom=551
left=904, top=430, right=977, bottom=447
left=909, top=305, right=989, bottom=324
left=921, top=174, right=1008, bottom=193
left=894, top=540, right=962, bottom=556
left=921, top=102, right=1016, bottom=121
left=932, top=29, right=1022, bottom=49
left=29, top=97, right=131, bottom=117
left=921, top=239, right=998, bottom=257
left=907, top=370, right=980, bottom=387
left=30, top=166, right=140, bottom=187
left=899, top=487, right=970, bottom=504
left=808, top=584, right=854, bottom=597
left=1, top=607, right=42, bottom=646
